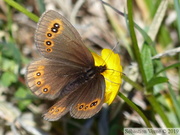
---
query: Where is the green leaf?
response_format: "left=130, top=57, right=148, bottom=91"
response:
left=0, top=71, right=17, bottom=87
left=155, top=62, right=180, bottom=76
left=141, top=44, right=154, bottom=81
left=2, top=42, right=22, bottom=65
left=19, top=100, right=31, bottom=110
left=147, top=0, right=168, bottom=41
left=174, top=0, right=180, bottom=38
left=15, top=87, right=32, bottom=110
left=147, top=77, right=168, bottom=89
left=2, top=58, right=17, bottom=71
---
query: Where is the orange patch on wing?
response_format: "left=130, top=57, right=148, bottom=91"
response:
left=42, top=85, right=51, bottom=93
left=33, top=69, right=44, bottom=79
left=45, top=19, right=64, bottom=39
left=44, top=40, right=54, bottom=47
left=49, top=106, right=66, bottom=115
left=35, top=79, right=44, bottom=87
left=37, top=66, right=45, bottom=70
left=76, top=103, right=86, bottom=111
left=88, top=98, right=100, bottom=110
left=76, top=98, right=101, bottom=111
left=46, top=48, right=53, bottom=53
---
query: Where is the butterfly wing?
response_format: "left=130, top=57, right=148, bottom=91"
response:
left=43, top=74, right=105, bottom=121
left=42, top=92, right=72, bottom=121
left=70, top=74, right=105, bottom=119
left=26, top=59, right=82, bottom=100
left=26, top=10, right=95, bottom=99
left=26, top=10, right=105, bottom=120
left=35, top=10, right=93, bottom=67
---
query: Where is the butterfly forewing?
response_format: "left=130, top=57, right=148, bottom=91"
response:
left=35, top=10, right=94, bottom=67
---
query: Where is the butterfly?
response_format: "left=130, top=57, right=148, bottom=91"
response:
left=26, top=10, right=122, bottom=121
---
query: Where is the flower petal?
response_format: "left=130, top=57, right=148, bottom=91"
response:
left=92, top=49, right=122, bottom=105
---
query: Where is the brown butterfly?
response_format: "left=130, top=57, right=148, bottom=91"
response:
left=26, top=10, right=107, bottom=121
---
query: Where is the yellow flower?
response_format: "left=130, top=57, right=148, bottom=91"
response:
left=92, top=49, right=122, bottom=105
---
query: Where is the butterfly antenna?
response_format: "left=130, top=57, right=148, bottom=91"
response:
left=106, top=68, right=123, bottom=75
left=104, top=77, right=121, bottom=85
left=112, top=42, right=119, bottom=52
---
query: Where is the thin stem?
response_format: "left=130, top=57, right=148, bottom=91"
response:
left=4, top=0, right=39, bottom=22
left=119, top=92, right=152, bottom=128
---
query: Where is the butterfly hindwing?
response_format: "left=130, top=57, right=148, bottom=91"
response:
left=42, top=92, right=73, bottom=121
left=70, top=74, right=105, bottom=119
left=43, top=74, right=105, bottom=121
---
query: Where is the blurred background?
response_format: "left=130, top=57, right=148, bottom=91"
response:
left=0, top=0, right=180, bottom=135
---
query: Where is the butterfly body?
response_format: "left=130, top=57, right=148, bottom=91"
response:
left=26, top=10, right=107, bottom=121
left=63, top=65, right=106, bottom=93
